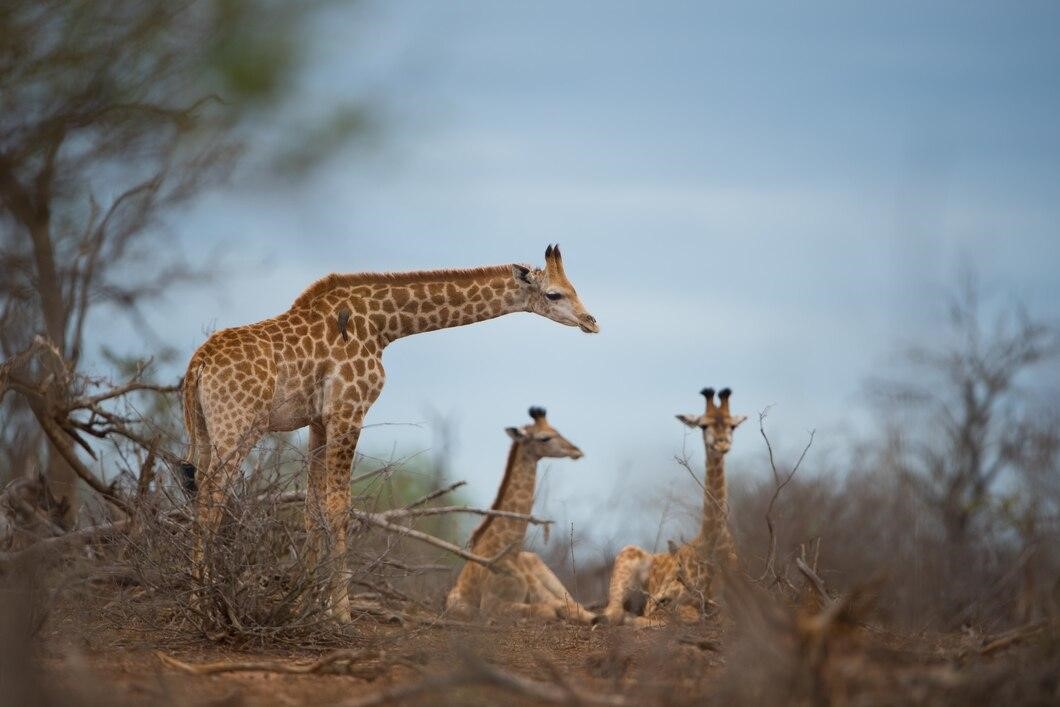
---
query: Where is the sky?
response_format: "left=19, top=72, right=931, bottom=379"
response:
left=89, top=1, right=1060, bottom=550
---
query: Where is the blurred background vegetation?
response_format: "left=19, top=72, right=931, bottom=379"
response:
left=0, top=0, right=379, bottom=519
left=0, top=0, right=1056, bottom=658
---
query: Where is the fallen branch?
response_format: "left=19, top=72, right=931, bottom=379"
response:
left=156, top=648, right=384, bottom=676
left=979, top=620, right=1049, bottom=656
left=0, top=519, right=131, bottom=570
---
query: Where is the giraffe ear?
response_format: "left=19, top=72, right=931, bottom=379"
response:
left=730, top=415, right=748, bottom=429
left=676, top=414, right=702, bottom=429
left=512, top=264, right=537, bottom=286
left=505, top=427, right=528, bottom=441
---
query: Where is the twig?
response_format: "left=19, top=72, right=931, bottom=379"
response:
left=349, top=509, right=512, bottom=570
left=401, top=480, right=466, bottom=511
left=382, top=504, right=553, bottom=527
left=71, top=380, right=179, bottom=407
left=34, top=412, right=132, bottom=515
left=796, top=556, right=830, bottom=602
left=756, top=408, right=815, bottom=584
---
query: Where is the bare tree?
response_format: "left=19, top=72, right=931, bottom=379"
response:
left=867, top=272, right=1059, bottom=546
left=0, top=0, right=367, bottom=518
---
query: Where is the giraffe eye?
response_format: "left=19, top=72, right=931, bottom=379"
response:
left=536, top=435, right=553, bottom=442
left=545, top=292, right=563, bottom=301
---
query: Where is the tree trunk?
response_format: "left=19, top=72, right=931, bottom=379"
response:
left=28, top=215, right=79, bottom=526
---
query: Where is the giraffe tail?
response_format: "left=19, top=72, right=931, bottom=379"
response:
left=178, top=462, right=198, bottom=497
left=180, top=359, right=206, bottom=498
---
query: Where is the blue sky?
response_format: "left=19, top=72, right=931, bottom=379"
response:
left=90, top=1, right=1060, bottom=549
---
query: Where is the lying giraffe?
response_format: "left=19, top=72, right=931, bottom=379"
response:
left=601, top=387, right=745, bottom=626
left=182, top=246, right=598, bottom=621
left=445, top=407, right=596, bottom=623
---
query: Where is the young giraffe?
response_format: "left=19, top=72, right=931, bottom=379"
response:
left=445, top=407, right=596, bottom=623
left=182, top=246, right=598, bottom=621
left=601, top=387, right=746, bottom=627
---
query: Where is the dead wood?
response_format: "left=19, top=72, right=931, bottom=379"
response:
left=156, top=648, right=392, bottom=678
left=796, top=556, right=830, bottom=603
left=755, top=410, right=816, bottom=585
left=979, top=620, right=1049, bottom=655
left=0, top=519, right=130, bottom=571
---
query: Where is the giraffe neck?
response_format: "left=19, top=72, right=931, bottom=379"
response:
left=294, top=265, right=529, bottom=348
left=694, top=448, right=731, bottom=556
left=468, top=443, right=538, bottom=557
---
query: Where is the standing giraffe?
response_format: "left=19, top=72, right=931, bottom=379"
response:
left=182, top=245, right=598, bottom=621
left=445, top=407, right=596, bottom=623
left=601, top=387, right=745, bottom=626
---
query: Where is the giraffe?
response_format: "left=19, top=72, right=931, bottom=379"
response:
left=181, top=245, right=598, bottom=621
left=600, top=387, right=746, bottom=627
left=445, top=407, right=596, bottom=623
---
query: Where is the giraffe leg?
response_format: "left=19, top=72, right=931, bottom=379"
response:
left=303, top=420, right=327, bottom=578
left=519, top=552, right=596, bottom=624
left=445, top=563, right=483, bottom=620
left=485, top=598, right=560, bottom=621
left=479, top=582, right=561, bottom=621
left=444, top=590, right=477, bottom=621
left=601, top=545, right=652, bottom=625
left=481, top=566, right=558, bottom=620
left=191, top=373, right=271, bottom=577
left=192, top=427, right=261, bottom=615
left=320, top=408, right=364, bottom=623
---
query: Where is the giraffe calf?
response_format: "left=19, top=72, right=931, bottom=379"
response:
left=602, top=387, right=745, bottom=627
left=445, top=408, right=596, bottom=624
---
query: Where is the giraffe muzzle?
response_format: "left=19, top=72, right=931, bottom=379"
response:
left=579, top=314, right=600, bottom=334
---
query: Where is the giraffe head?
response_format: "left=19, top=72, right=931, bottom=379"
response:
left=512, top=244, right=599, bottom=334
left=505, top=407, right=584, bottom=460
left=677, top=387, right=747, bottom=454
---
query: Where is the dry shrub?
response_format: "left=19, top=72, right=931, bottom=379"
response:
left=728, top=464, right=1059, bottom=632
left=104, top=468, right=357, bottom=649
left=82, top=450, right=476, bottom=649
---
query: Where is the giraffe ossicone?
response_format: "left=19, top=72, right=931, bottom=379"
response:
left=445, top=407, right=596, bottom=624
left=600, top=386, right=745, bottom=627
left=181, top=245, right=597, bottom=622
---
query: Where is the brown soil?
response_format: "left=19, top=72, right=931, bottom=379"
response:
left=35, top=616, right=725, bottom=706
left=27, top=611, right=1058, bottom=706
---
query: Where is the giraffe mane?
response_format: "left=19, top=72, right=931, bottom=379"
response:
left=468, top=442, right=521, bottom=548
left=290, top=265, right=519, bottom=309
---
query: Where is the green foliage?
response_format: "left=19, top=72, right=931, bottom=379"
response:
left=353, top=451, right=475, bottom=547
left=205, top=0, right=299, bottom=104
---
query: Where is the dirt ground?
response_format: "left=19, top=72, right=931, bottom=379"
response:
left=27, top=608, right=1058, bottom=707
left=35, top=614, right=725, bottom=706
